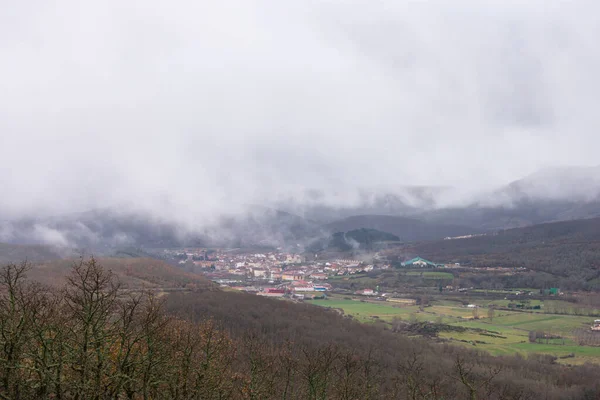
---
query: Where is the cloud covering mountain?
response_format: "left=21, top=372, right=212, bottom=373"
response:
left=1, top=0, right=599, bottom=232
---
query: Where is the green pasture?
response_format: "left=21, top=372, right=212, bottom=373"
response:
left=405, top=271, right=454, bottom=279
left=488, top=313, right=591, bottom=334
left=310, top=298, right=421, bottom=322
left=444, top=329, right=600, bottom=364
left=544, top=300, right=600, bottom=316
left=310, top=296, right=600, bottom=363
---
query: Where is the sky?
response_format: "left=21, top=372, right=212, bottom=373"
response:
left=1, top=0, right=599, bottom=219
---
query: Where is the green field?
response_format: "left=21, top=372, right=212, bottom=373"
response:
left=405, top=271, right=454, bottom=279
left=310, top=296, right=600, bottom=364
left=310, top=298, right=421, bottom=323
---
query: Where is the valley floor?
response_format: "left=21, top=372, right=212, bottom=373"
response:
left=310, top=295, right=600, bottom=365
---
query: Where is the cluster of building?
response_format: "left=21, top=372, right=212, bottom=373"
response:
left=166, top=249, right=302, bottom=272
left=166, top=248, right=390, bottom=282
left=226, top=279, right=333, bottom=300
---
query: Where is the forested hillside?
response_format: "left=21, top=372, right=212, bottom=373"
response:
left=2, top=258, right=599, bottom=399
left=27, top=257, right=214, bottom=289
left=0, top=242, right=63, bottom=264
left=325, top=215, right=474, bottom=242
left=406, top=217, right=600, bottom=290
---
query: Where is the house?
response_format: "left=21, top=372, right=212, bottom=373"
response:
left=281, top=272, right=305, bottom=281
left=252, top=269, right=268, bottom=278
left=310, top=273, right=328, bottom=280
left=401, top=257, right=441, bottom=268
left=466, top=304, right=477, bottom=308
left=592, top=320, right=600, bottom=331
left=271, top=272, right=282, bottom=280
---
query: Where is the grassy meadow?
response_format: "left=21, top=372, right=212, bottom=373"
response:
left=310, top=295, right=600, bottom=364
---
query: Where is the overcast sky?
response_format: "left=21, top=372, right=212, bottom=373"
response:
left=1, top=0, right=599, bottom=218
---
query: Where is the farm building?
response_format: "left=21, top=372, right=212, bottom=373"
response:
left=401, top=257, right=442, bottom=268
left=592, top=320, right=600, bottom=331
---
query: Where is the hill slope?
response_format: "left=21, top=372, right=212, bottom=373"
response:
left=0, top=206, right=321, bottom=250
left=308, top=228, right=400, bottom=253
left=403, top=217, right=600, bottom=290
left=0, top=242, right=64, bottom=264
left=164, top=287, right=600, bottom=399
left=27, top=257, right=214, bottom=289
left=325, top=215, right=475, bottom=242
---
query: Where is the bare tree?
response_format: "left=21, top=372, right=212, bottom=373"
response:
left=0, top=261, right=34, bottom=398
left=487, top=307, right=495, bottom=322
left=63, top=256, right=120, bottom=400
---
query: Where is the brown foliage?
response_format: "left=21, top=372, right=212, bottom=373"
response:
left=0, top=258, right=600, bottom=399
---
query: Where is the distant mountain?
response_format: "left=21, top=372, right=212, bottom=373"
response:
left=404, top=216, right=600, bottom=291
left=203, top=206, right=323, bottom=248
left=0, top=206, right=322, bottom=250
left=4, top=166, right=600, bottom=250
left=271, top=186, right=452, bottom=222
left=307, top=228, right=400, bottom=253
left=325, top=215, right=475, bottom=242
left=0, top=242, right=65, bottom=264
left=421, top=200, right=600, bottom=231
left=411, top=166, right=600, bottom=231
left=0, top=208, right=194, bottom=250
left=500, top=165, right=600, bottom=203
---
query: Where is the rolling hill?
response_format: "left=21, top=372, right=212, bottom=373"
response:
left=325, top=215, right=475, bottom=242
left=0, top=206, right=322, bottom=250
left=0, top=242, right=65, bottom=264
left=401, top=216, right=600, bottom=290
left=4, top=166, right=600, bottom=251
left=307, top=228, right=400, bottom=253
left=26, top=257, right=214, bottom=290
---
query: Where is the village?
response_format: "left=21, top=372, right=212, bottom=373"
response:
left=162, top=247, right=600, bottom=362
left=163, top=248, right=534, bottom=301
left=163, top=247, right=396, bottom=299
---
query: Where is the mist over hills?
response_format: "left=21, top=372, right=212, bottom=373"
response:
left=325, top=215, right=474, bottom=242
left=0, top=206, right=325, bottom=251
left=500, top=165, right=600, bottom=203
left=1, top=166, right=600, bottom=251
left=306, top=228, right=400, bottom=253
left=0, top=242, right=65, bottom=264
left=417, top=166, right=600, bottom=230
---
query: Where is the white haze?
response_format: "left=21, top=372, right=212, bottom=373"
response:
left=1, top=0, right=600, bottom=224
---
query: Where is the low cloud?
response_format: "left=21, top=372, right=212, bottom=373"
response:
left=31, top=225, right=70, bottom=248
left=1, top=0, right=599, bottom=224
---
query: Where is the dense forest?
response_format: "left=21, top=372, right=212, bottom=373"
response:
left=1, top=258, right=600, bottom=399
left=323, top=215, right=473, bottom=242
left=402, top=217, right=600, bottom=291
